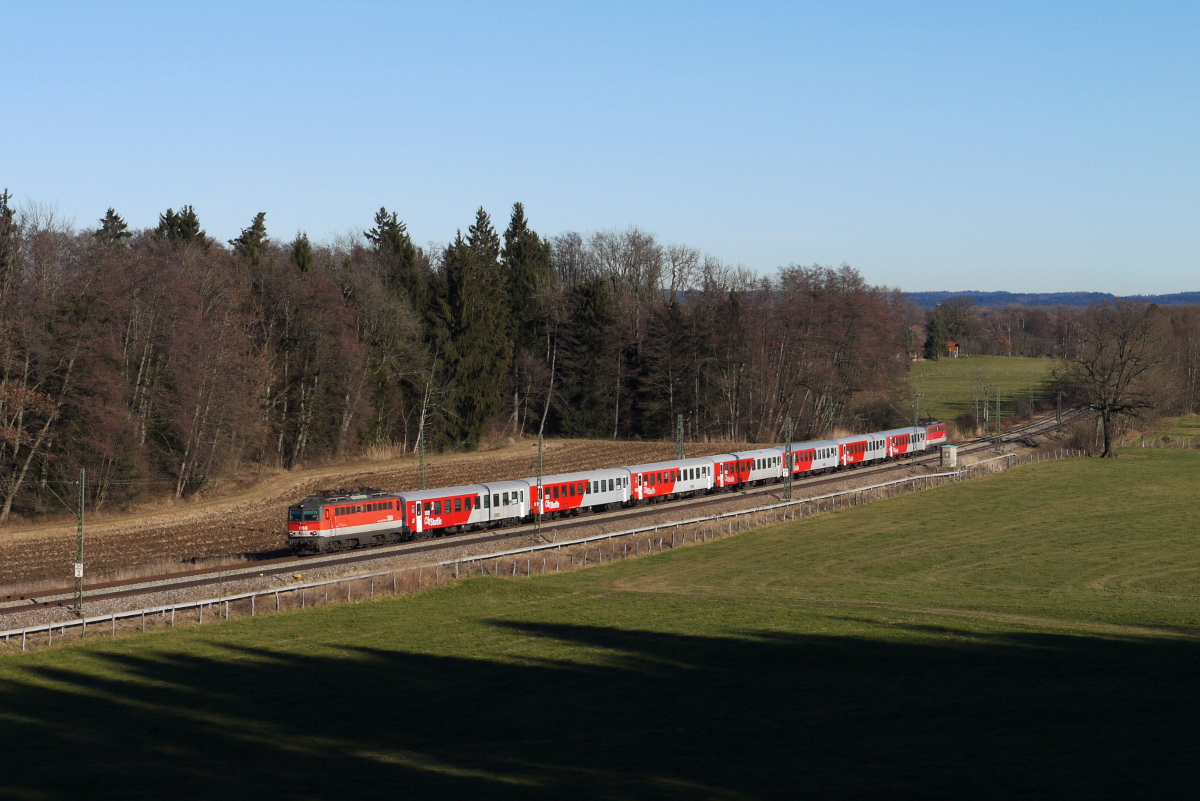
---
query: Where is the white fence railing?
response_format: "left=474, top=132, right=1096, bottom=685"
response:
left=1, top=448, right=1083, bottom=651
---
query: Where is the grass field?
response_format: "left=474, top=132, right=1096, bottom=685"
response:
left=908, top=355, right=1059, bottom=423
left=1143, top=413, right=1200, bottom=442
left=2, top=447, right=1198, bottom=798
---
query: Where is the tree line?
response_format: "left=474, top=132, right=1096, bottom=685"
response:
left=922, top=295, right=1200, bottom=456
left=0, top=192, right=915, bottom=521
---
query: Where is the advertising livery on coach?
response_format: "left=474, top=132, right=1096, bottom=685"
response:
left=287, top=420, right=950, bottom=554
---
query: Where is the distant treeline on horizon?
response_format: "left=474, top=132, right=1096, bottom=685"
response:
left=907, top=291, right=1200, bottom=309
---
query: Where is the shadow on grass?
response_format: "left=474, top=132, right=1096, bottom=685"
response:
left=1, top=618, right=1198, bottom=799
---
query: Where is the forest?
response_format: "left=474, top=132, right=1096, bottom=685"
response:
left=0, top=190, right=1197, bottom=520
left=0, top=194, right=917, bottom=520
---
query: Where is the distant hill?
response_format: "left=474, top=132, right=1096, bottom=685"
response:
left=906, top=291, right=1200, bottom=308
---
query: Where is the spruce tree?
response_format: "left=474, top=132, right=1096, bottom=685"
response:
left=0, top=189, right=16, bottom=304
left=440, top=208, right=512, bottom=447
left=153, top=205, right=207, bottom=246
left=230, top=212, right=268, bottom=267
left=95, top=208, right=131, bottom=246
left=924, top=315, right=951, bottom=360
left=555, top=277, right=616, bottom=436
left=502, top=202, right=553, bottom=352
left=290, top=231, right=313, bottom=273
left=366, top=206, right=421, bottom=311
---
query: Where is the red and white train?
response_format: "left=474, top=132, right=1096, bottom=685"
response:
left=287, top=421, right=947, bottom=554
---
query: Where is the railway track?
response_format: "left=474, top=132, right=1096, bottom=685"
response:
left=0, top=411, right=1078, bottom=617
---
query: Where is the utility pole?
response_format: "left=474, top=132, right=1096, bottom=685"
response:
left=783, top=417, right=794, bottom=502
left=676, top=413, right=685, bottom=461
left=1056, top=388, right=1063, bottom=433
left=73, top=468, right=85, bottom=616
left=995, top=390, right=1002, bottom=447
left=983, top=384, right=990, bottom=432
left=913, top=392, right=925, bottom=428
left=418, top=427, right=426, bottom=490
left=536, top=431, right=544, bottom=538
left=1029, top=372, right=1035, bottom=424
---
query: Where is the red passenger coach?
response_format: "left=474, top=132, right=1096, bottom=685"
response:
left=786, top=440, right=839, bottom=475
left=712, top=448, right=784, bottom=489
left=533, top=469, right=628, bottom=516
left=398, top=485, right=487, bottom=536
left=879, top=427, right=923, bottom=458
left=627, top=459, right=712, bottom=502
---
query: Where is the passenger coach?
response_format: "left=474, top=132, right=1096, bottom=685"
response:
left=532, top=468, right=629, bottom=517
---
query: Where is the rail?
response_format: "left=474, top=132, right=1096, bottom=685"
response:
left=0, top=448, right=1083, bottom=651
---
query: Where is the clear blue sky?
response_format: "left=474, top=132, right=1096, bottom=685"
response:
left=3, top=1, right=1197, bottom=294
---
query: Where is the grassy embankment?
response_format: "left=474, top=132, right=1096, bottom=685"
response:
left=1, top=444, right=1197, bottom=798
left=909, top=354, right=1058, bottom=424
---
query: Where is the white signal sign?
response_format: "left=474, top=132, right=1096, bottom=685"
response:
left=74, top=562, right=84, bottom=578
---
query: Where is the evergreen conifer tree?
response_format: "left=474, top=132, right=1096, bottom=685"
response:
left=439, top=208, right=512, bottom=447
left=153, top=205, right=207, bottom=246
left=0, top=189, right=16, bottom=304
left=502, top=202, right=553, bottom=352
left=95, top=208, right=131, bottom=246
left=230, top=212, right=268, bottom=267
left=924, top=315, right=951, bottom=360
left=290, top=231, right=313, bottom=273
left=366, top=207, right=421, bottom=310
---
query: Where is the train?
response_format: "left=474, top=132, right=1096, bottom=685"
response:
left=286, top=421, right=948, bottom=554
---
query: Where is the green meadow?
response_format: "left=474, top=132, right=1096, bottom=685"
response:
left=1, top=447, right=1198, bottom=799
left=908, top=354, right=1059, bottom=422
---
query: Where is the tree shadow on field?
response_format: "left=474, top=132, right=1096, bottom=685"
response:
left=1, top=618, right=1199, bottom=800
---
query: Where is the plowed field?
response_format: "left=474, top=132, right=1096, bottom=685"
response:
left=0, top=439, right=753, bottom=591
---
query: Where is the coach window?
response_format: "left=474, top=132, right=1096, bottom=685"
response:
left=499, top=492, right=507, bottom=506
left=431, top=501, right=439, bottom=514
left=568, top=484, right=575, bottom=497
left=464, top=497, right=472, bottom=511
left=483, top=495, right=490, bottom=509
left=454, top=498, right=462, bottom=513
left=492, top=494, right=500, bottom=507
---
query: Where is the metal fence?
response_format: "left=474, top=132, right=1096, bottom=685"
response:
left=0, top=448, right=1083, bottom=651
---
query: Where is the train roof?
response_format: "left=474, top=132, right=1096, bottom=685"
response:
left=527, top=467, right=628, bottom=484
left=291, top=488, right=392, bottom=508
left=479, top=479, right=532, bottom=492
left=787, top=438, right=839, bottom=451
left=728, top=447, right=786, bottom=460
left=624, top=457, right=717, bottom=473
left=833, top=433, right=881, bottom=445
left=395, top=484, right=487, bottom=502
left=876, top=426, right=921, bottom=438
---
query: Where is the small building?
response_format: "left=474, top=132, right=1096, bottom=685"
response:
left=946, top=340, right=960, bottom=358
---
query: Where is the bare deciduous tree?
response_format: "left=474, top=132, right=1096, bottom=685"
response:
left=1060, top=301, right=1168, bottom=457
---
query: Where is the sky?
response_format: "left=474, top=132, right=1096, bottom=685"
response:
left=2, top=1, right=1197, bottom=294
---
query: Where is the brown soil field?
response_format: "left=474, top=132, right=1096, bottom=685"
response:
left=0, top=438, right=756, bottom=592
